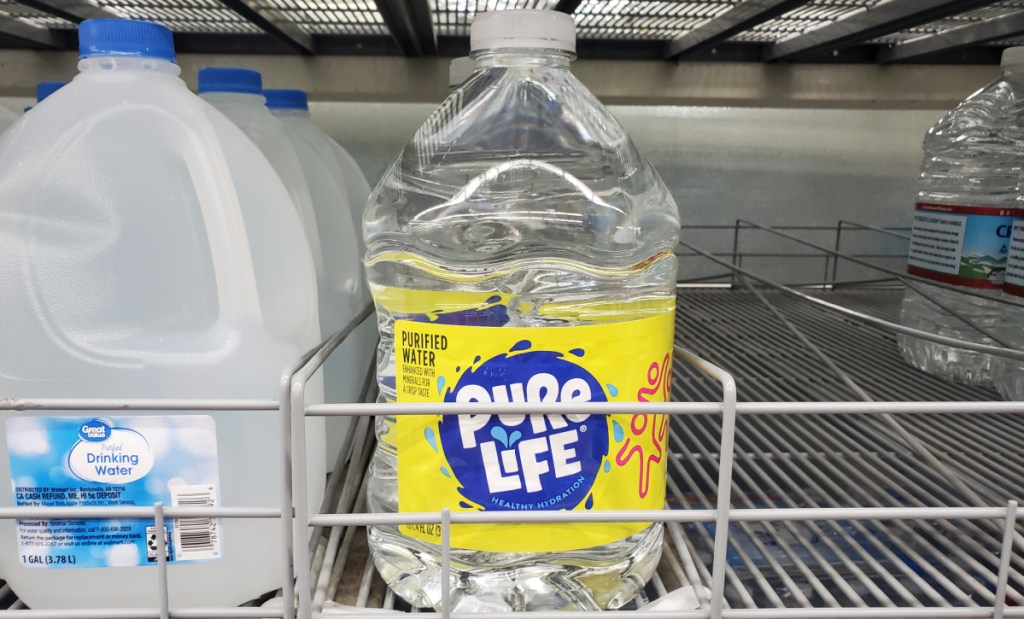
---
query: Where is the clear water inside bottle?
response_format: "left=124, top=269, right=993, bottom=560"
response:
left=899, top=67, right=1024, bottom=386
left=363, top=44, right=679, bottom=611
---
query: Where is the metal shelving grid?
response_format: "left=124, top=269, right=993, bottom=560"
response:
left=2, top=220, right=1024, bottom=619
left=0, top=0, right=1023, bottom=62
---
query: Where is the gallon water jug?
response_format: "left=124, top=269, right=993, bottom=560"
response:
left=364, top=10, right=679, bottom=612
left=0, top=20, right=323, bottom=608
left=264, top=87, right=369, bottom=461
left=197, top=68, right=331, bottom=491
left=266, top=89, right=371, bottom=258
left=899, top=47, right=1024, bottom=385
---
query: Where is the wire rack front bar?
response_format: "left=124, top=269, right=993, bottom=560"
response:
left=304, top=401, right=1024, bottom=416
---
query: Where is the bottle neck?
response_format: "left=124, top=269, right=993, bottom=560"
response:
left=77, top=56, right=181, bottom=77
left=471, top=48, right=574, bottom=70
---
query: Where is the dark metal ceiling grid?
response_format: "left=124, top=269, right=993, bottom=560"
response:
left=89, top=0, right=262, bottom=33
left=431, top=0, right=556, bottom=37
left=729, top=0, right=881, bottom=43
left=257, top=0, right=386, bottom=36
left=0, top=0, right=70, bottom=29
left=573, top=0, right=736, bottom=41
left=873, top=1, right=1024, bottom=44
left=0, top=0, right=1018, bottom=62
left=880, top=1, right=1024, bottom=46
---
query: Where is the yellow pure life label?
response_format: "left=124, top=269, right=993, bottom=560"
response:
left=393, top=294, right=675, bottom=553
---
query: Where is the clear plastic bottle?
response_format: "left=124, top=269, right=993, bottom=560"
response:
left=994, top=212, right=1024, bottom=399
left=364, top=10, right=679, bottom=612
left=0, top=20, right=321, bottom=607
left=264, top=87, right=371, bottom=460
left=899, top=47, right=1024, bottom=386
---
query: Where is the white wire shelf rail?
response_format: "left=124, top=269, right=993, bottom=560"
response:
left=0, top=219, right=1023, bottom=619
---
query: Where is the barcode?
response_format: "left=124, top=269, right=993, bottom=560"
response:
left=170, top=484, right=221, bottom=562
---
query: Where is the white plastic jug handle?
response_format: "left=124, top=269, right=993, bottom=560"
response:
left=180, top=111, right=264, bottom=324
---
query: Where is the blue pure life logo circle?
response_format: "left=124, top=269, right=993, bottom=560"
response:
left=438, top=342, right=608, bottom=511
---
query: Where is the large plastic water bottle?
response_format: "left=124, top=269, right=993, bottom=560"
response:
left=364, top=10, right=679, bottom=612
left=0, top=20, right=322, bottom=608
left=994, top=213, right=1024, bottom=398
left=197, top=69, right=332, bottom=492
left=263, top=87, right=370, bottom=458
left=197, top=69, right=322, bottom=272
left=266, top=89, right=372, bottom=257
left=899, top=47, right=1024, bottom=385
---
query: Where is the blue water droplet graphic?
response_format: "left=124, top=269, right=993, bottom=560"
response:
left=507, top=430, right=522, bottom=447
left=603, top=460, right=611, bottom=473
left=585, top=494, right=594, bottom=510
left=486, top=295, right=502, bottom=304
left=440, top=467, right=452, bottom=478
left=474, top=355, right=481, bottom=363
left=437, top=375, right=446, bottom=395
left=606, top=383, right=619, bottom=397
left=490, top=426, right=510, bottom=448
left=510, top=340, right=531, bottom=352
left=569, top=348, right=585, bottom=357
left=612, top=420, right=624, bottom=442
left=424, top=427, right=439, bottom=452
left=459, top=501, right=473, bottom=509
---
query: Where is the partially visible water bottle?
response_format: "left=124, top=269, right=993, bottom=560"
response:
left=364, top=10, right=679, bottom=612
left=899, top=47, right=1024, bottom=385
left=20, top=82, right=66, bottom=116
left=36, top=81, right=65, bottom=103
left=264, top=87, right=372, bottom=465
left=266, top=88, right=371, bottom=257
left=994, top=213, right=1024, bottom=398
left=197, top=67, right=329, bottom=511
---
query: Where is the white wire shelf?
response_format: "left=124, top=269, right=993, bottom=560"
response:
left=298, top=286, right=1024, bottom=619
left=0, top=220, right=1022, bottom=619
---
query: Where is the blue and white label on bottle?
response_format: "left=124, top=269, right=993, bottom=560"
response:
left=1005, top=220, right=1024, bottom=297
left=6, top=415, right=222, bottom=568
left=907, top=203, right=1016, bottom=289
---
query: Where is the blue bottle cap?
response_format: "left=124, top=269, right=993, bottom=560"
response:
left=264, top=89, right=308, bottom=111
left=79, top=19, right=175, bottom=62
left=36, top=81, right=65, bottom=102
left=197, top=67, right=263, bottom=95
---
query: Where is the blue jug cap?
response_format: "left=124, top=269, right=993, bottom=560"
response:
left=198, top=67, right=263, bottom=95
left=265, top=89, right=308, bottom=110
left=79, top=19, right=175, bottom=62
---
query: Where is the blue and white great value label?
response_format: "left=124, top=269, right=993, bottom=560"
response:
left=6, top=415, right=222, bottom=568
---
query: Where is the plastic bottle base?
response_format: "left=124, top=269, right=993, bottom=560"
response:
left=898, top=334, right=994, bottom=387
left=367, top=524, right=663, bottom=611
